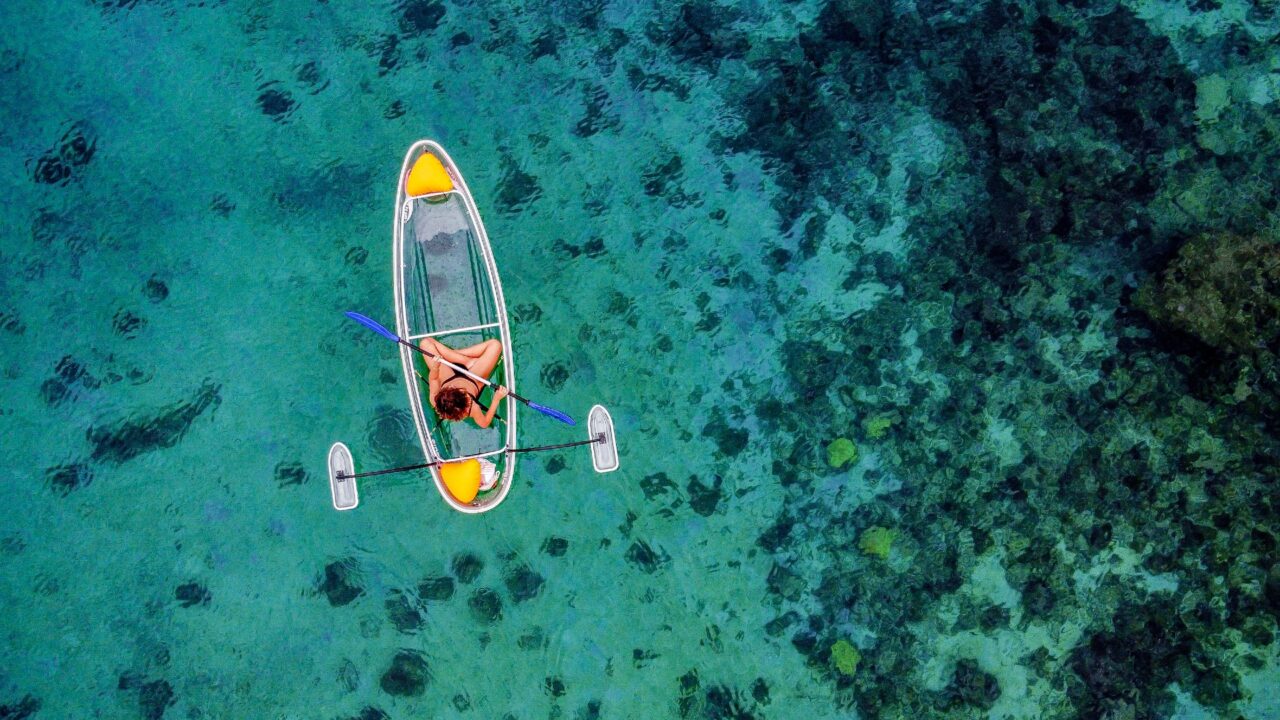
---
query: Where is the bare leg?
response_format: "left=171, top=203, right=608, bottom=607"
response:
left=464, top=339, right=503, bottom=380
left=453, top=338, right=501, bottom=359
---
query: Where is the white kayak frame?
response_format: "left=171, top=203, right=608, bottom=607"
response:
left=392, top=140, right=518, bottom=514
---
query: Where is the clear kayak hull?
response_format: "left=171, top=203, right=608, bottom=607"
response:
left=392, top=141, right=517, bottom=514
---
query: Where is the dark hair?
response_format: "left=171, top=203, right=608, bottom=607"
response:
left=436, top=387, right=471, bottom=421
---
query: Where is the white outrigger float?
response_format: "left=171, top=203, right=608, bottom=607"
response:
left=326, top=140, right=618, bottom=514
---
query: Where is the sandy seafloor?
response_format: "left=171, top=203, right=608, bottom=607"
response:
left=1, top=0, right=1279, bottom=718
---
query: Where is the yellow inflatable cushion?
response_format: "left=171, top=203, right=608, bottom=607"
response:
left=406, top=152, right=453, bottom=196
left=440, top=459, right=481, bottom=503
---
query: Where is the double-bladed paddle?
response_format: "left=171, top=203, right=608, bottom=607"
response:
left=344, top=311, right=576, bottom=426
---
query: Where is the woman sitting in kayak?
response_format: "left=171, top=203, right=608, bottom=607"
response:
left=421, top=337, right=508, bottom=429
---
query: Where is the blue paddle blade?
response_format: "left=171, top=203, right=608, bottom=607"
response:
left=529, top=401, right=576, bottom=426
left=344, top=311, right=401, bottom=343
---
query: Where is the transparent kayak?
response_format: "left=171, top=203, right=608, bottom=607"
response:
left=392, top=140, right=517, bottom=514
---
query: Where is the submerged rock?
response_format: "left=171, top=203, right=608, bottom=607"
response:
left=315, top=559, right=364, bottom=607
left=379, top=651, right=429, bottom=697
left=451, top=552, right=483, bottom=584
left=0, top=694, right=40, bottom=720
left=503, top=564, right=545, bottom=603
left=417, top=576, right=455, bottom=602
left=467, top=588, right=503, bottom=624
left=385, top=590, right=422, bottom=633
left=1136, top=232, right=1280, bottom=355
left=138, top=679, right=174, bottom=720
left=174, top=582, right=211, bottom=608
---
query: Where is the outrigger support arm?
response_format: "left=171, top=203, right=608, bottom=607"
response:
left=335, top=436, right=605, bottom=480
left=510, top=434, right=605, bottom=454
left=337, top=461, right=437, bottom=480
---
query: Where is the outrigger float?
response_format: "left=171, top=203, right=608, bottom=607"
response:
left=327, top=140, right=619, bottom=514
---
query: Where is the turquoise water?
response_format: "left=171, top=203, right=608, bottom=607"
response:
left=3, top=0, right=1280, bottom=717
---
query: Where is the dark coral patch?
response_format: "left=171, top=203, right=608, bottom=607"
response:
left=573, top=84, right=620, bottom=138
left=337, top=659, right=360, bottom=693
left=647, top=1, right=749, bottom=68
left=373, top=34, right=400, bottom=76
left=686, top=475, right=724, bottom=516
left=383, top=100, right=406, bottom=120
left=540, top=362, right=569, bottom=392
left=530, top=27, right=564, bottom=60
left=936, top=660, right=1000, bottom=712
left=30, top=123, right=96, bottom=186
left=379, top=651, right=429, bottom=696
left=397, top=0, right=446, bottom=35
left=143, top=276, right=169, bottom=302
left=86, top=380, right=220, bottom=463
left=138, top=679, right=174, bottom=720
left=626, top=66, right=691, bottom=100
left=209, top=193, right=235, bottom=217
left=544, top=676, right=566, bottom=697
left=624, top=540, right=669, bottom=574
left=174, top=582, right=211, bottom=608
left=0, top=694, right=40, bottom=719
left=385, top=590, right=423, bottom=633
left=0, top=309, right=26, bottom=335
left=503, top=564, right=545, bottom=603
left=541, top=536, right=568, bottom=557
left=315, top=559, right=364, bottom=607
left=551, top=237, right=607, bottom=259
left=256, top=82, right=297, bottom=122
left=45, top=463, right=93, bottom=496
left=41, top=355, right=97, bottom=406
left=494, top=154, right=542, bottom=215
left=417, top=575, right=455, bottom=601
left=293, top=59, right=329, bottom=95
left=641, top=155, right=684, bottom=198
left=112, top=309, right=145, bottom=339
left=703, top=415, right=748, bottom=457
left=756, top=516, right=793, bottom=552
left=451, top=552, right=483, bottom=583
left=543, top=454, right=566, bottom=474
left=365, top=406, right=419, bottom=467
left=640, top=472, right=678, bottom=500
left=344, top=246, right=369, bottom=267
left=467, top=587, right=503, bottom=624
left=274, top=461, right=308, bottom=487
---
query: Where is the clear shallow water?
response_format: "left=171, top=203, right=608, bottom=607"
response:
left=2, top=0, right=1279, bottom=718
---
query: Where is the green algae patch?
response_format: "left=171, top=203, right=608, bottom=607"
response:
left=859, top=526, right=897, bottom=559
left=1195, top=73, right=1231, bottom=124
left=826, top=438, right=859, bottom=468
left=831, top=639, right=861, bottom=677
left=863, top=415, right=894, bottom=439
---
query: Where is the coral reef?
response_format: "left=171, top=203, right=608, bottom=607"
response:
left=1136, top=232, right=1280, bottom=355
left=857, top=527, right=896, bottom=560
left=825, top=438, right=858, bottom=468
left=830, top=640, right=860, bottom=677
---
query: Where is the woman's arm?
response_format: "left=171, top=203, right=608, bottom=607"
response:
left=472, top=386, right=508, bottom=429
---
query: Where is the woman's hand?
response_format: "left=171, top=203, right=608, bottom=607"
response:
left=475, top=385, right=509, bottom=429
